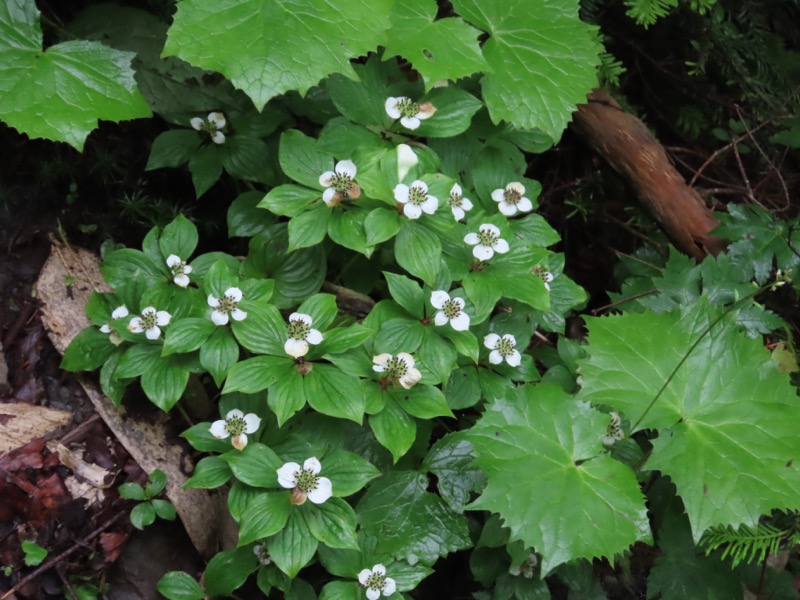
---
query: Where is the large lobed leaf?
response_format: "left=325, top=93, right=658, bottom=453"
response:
left=164, top=0, right=393, bottom=110
left=577, top=302, right=800, bottom=540
left=0, top=0, right=150, bottom=150
left=465, top=384, right=650, bottom=574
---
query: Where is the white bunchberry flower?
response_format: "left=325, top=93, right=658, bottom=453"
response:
left=166, top=254, right=193, bottom=288
left=277, top=457, right=332, bottom=505
left=603, top=412, right=625, bottom=446
left=447, top=183, right=473, bottom=221
left=207, top=287, right=247, bottom=326
left=430, top=290, right=470, bottom=331
left=191, top=111, right=226, bottom=144
left=128, top=306, right=171, bottom=340
left=373, top=353, right=422, bottom=389
left=509, top=553, right=538, bottom=578
left=210, top=409, right=261, bottom=451
left=491, top=182, right=533, bottom=216
left=396, top=144, right=418, bottom=181
left=358, top=564, right=396, bottom=600
left=464, top=223, right=510, bottom=261
left=394, top=180, right=438, bottom=220
left=284, top=313, right=323, bottom=358
left=484, top=333, right=521, bottom=367
left=319, top=160, right=361, bottom=207
left=385, top=97, right=436, bottom=130
left=531, top=265, right=555, bottom=291
left=100, top=305, right=129, bottom=345
left=253, top=543, right=272, bottom=566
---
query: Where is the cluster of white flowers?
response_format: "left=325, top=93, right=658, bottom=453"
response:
left=373, top=353, right=421, bottom=389
left=484, top=333, right=521, bottom=367
left=100, top=305, right=129, bottom=345
left=464, top=224, right=509, bottom=261
left=128, top=306, right=171, bottom=340
left=447, top=183, right=473, bottom=221
left=277, top=456, right=332, bottom=505
left=531, top=265, right=555, bottom=291
left=358, top=564, right=396, bottom=599
left=430, top=290, right=470, bottom=331
left=394, top=180, right=438, bottom=220
left=190, top=111, right=226, bottom=144
left=166, top=255, right=192, bottom=288
left=284, top=313, right=323, bottom=358
left=603, top=412, right=625, bottom=446
left=320, top=160, right=361, bottom=207
left=208, top=287, right=247, bottom=326
left=385, top=97, right=436, bottom=130
left=492, top=182, right=533, bottom=216
left=210, top=409, right=261, bottom=451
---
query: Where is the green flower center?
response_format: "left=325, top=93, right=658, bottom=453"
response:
left=477, top=228, right=499, bottom=246
left=295, top=468, right=320, bottom=493
left=385, top=356, right=409, bottom=379
left=448, top=191, right=463, bottom=207
left=288, top=319, right=311, bottom=340
left=366, top=573, right=387, bottom=592
left=396, top=98, right=420, bottom=118
left=141, top=311, right=157, bottom=329
left=409, top=185, right=427, bottom=205
left=504, top=187, right=522, bottom=205
left=331, top=172, right=353, bottom=192
left=495, top=337, right=515, bottom=357
left=225, top=415, right=246, bottom=436
left=171, top=262, right=186, bottom=275
left=219, top=294, right=238, bottom=313
left=442, top=298, right=462, bottom=319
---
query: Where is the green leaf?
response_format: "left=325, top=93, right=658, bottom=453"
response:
left=188, top=144, right=223, bottom=197
left=21, top=541, right=47, bottom=567
left=391, top=383, right=453, bottom=420
left=384, top=0, right=488, bottom=89
left=162, top=318, right=215, bottom=356
left=384, top=272, right=424, bottom=318
left=222, top=442, right=284, bottom=488
left=365, top=208, right=402, bottom=246
left=159, top=215, right=199, bottom=260
left=278, top=129, right=332, bottom=189
left=454, top=0, right=600, bottom=139
left=146, top=469, right=168, bottom=496
left=259, top=184, right=321, bottom=218
left=443, top=366, right=482, bottom=410
left=304, top=364, right=366, bottom=424
left=238, top=492, right=292, bottom=546
left=395, top=222, right=441, bottom=287
left=229, top=191, right=276, bottom=237
left=152, top=499, right=177, bottom=521
left=296, top=293, right=339, bottom=331
left=101, top=248, right=163, bottom=288
left=375, top=318, right=427, bottom=353
left=289, top=205, right=331, bottom=250
left=496, top=269, right=551, bottom=312
left=268, top=369, right=308, bottom=425
left=423, top=434, right=486, bottom=512
left=317, top=324, right=372, bottom=355
left=413, top=87, right=483, bottom=138
left=182, top=423, right=233, bottom=453
left=268, top=509, right=318, bottom=578
left=370, top=399, right=417, bottom=463
left=358, top=470, right=471, bottom=565
left=463, top=271, right=501, bottom=319
left=184, top=456, right=232, bottom=489
left=204, top=546, right=259, bottom=597
left=224, top=356, right=296, bottom=395
left=319, top=581, right=361, bottom=600
left=465, top=384, right=650, bottom=574
left=577, top=304, right=800, bottom=540
left=416, top=328, right=458, bottom=386
left=157, top=572, right=205, bottom=600
left=221, top=136, right=272, bottom=183
left=231, top=302, right=288, bottom=356
left=118, top=482, right=146, bottom=501
left=61, top=328, right=114, bottom=372
left=164, top=0, right=393, bottom=110
left=200, top=327, right=240, bottom=387
left=140, top=357, right=189, bottom=411
left=319, top=449, right=381, bottom=497
left=305, top=497, right=358, bottom=549
left=328, top=209, right=372, bottom=256
left=145, top=130, right=202, bottom=170
left=130, top=502, right=156, bottom=529
left=0, top=1, right=150, bottom=151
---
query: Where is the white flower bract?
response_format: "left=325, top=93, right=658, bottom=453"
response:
left=277, top=457, right=332, bottom=505
left=319, top=160, right=360, bottom=207
left=394, top=180, right=438, bottom=220
left=372, top=352, right=422, bottom=389
left=532, top=265, right=555, bottom=291
left=484, top=333, right=522, bottom=367
left=430, top=290, right=470, bottom=331
left=191, top=111, right=226, bottom=144
left=284, top=313, right=324, bottom=358
left=464, top=223, right=510, bottom=261
left=166, top=254, right=193, bottom=288
left=358, top=564, right=396, bottom=600
left=447, top=183, right=473, bottom=221
left=210, top=409, right=261, bottom=451
left=100, top=305, right=129, bottom=333
left=603, top=412, right=625, bottom=446
left=128, top=306, right=171, bottom=340
left=385, top=97, right=436, bottom=130
left=491, top=182, right=533, bottom=216
left=396, top=144, right=418, bottom=181
left=208, top=287, right=247, bottom=326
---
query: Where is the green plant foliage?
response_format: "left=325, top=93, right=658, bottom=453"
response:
left=0, top=0, right=150, bottom=150
left=466, top=384, right=650, bottom=574
left=578, top=301, right=800, bottom=539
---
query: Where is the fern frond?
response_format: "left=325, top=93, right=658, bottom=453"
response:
left=699, top=523, right=789, bottom=568
left=624, top=0, right=678, bottom=27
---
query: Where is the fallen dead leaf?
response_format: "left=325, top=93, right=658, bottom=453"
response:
left=0, top=403, right=72, bottom=454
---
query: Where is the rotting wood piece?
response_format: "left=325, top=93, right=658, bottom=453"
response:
left=573, top=88, right=726, bottom=261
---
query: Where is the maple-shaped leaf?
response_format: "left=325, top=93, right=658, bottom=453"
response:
left=163, top=0, right=393, bottom=110
left=384, top=0, right=488, bottom=89
left=577, top=302, right=800, bottom=540
left=465, top=384, right=650, bottom=574
left=451, top=0, right=601, bottom=140
left=0, top=0, right=151, bottom=151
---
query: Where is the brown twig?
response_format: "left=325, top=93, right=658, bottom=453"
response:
left=688, top=120, right=773, bottom=187
left=0, top=512, right=127, bottom=600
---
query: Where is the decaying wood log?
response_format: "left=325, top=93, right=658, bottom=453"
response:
left=573, top=88, right=726, bottom=260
